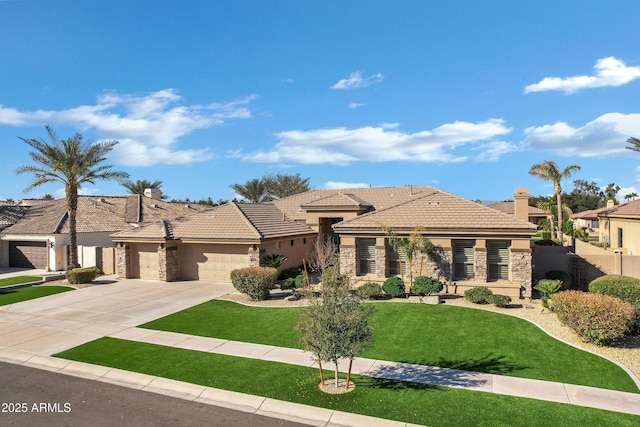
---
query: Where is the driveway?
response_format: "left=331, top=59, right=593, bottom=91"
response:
left=0, top=277, right=235, bottom=356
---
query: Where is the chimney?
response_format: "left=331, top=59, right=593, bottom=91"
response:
left=143, top=188, right=162, bottom=200
left=606, top=199, right=615, bottom=209
left=513, top=187, right=529, bottom=222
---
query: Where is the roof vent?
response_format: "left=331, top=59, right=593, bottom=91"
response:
left=96, top=197, right=106, bottom=203
left=149, top=204, right=159, bottom=209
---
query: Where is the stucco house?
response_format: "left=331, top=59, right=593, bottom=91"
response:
left=486, top=188, right=547, bottom=225
left=0, top=193, right=206, bottom=271
left=110, top=185, right=536, bottom=298
left=598, top=199, right=640, bottom=255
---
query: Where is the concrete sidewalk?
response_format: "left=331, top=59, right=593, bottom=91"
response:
left=1, top=276, right=639, bottom=425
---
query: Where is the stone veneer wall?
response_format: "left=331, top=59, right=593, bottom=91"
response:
left=158, top=245, right=178, bottom=282
left=510, top=248, right=532, bottom=298
left=248, top=245, right=260, bottom=267
left=375, top=246, right=386, bottom=277
left=339, top=246, right=357, bottom=277
left=416, top=249, right=453, bottom=283
left=115, top=243, right=130, bottom=279
left=474, top=248, right=488, bottom=283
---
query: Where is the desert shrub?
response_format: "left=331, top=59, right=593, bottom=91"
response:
left=534, top=279, right=562, bottom=309
left=260, top=254, right=287, bottom=268
left=551, top=291, right=635, bottom=345
left=278, top=265, right=303, bottom=281
left=356, top=282, right=383, bottom=300
left=464, top=286, right=493, bottom=304
left=589, top=275, right=640, bottom=334
left=382, top=276, right=405, bottom=297
left=544, top=270, right=572, bottom=290
left=230, top=267, right=278, bottom=300
left=492, top=294, right=512, bottom=307
left=280, top=274, right=305, bottom=291
left=66, top=266, right=100, bottom=284
left=411, top=276, right=444, bottom=296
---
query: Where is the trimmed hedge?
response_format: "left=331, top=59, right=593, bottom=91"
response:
left=589, top=275, right=640, bottom=334
left=492, top=294, right=512, bottom=307
left=464, top=286, right=493, bottom=304
left=230, top=267, right=278, bottom=300
left=280, top=274, right=305, bottom=291
left=382, top=277, right=405, bottom=297
left=66, top=267, right=101, bottom=284
left=356, top=282, right=383, bottom=300
left=551, top=291, right=635, bottom=345
left=410, top=276, right=444, bottom=296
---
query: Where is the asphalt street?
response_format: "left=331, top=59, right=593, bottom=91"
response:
left=0, top=362, right=307, bottom=427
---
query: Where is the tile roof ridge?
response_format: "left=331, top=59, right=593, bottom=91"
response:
left=337, top=190, right=439, bottom=225
left=232, top=202, right=263, bottom=239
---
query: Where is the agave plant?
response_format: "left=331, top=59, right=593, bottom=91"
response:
left=534, top=279, right=562, bottom=309
left=260, top=254, right=287, bottom=268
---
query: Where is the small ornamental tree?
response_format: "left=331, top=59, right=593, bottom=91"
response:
left=296, top=267, right=374, bottom=389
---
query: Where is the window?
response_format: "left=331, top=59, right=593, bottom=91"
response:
left=618, top=228, right=623, bottom=248
left=358, top=238, right=376, bottom=275
left=454, top=241, right=474, bottom=280
left=591, top=219, right=599, bottom=229
left=488, top=241, right=509, bottom=281
left=387, top=241, right=406, bottom=276
left=291, top=240, right=295, bottom=246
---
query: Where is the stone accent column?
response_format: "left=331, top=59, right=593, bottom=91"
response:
left=339, top=245, right=357, bottom=278
left=511, top=248, right=532, bottom=298
left=474, top=247, right=487, bottom=283
left=158, top=244, right=178, bottom=282
left=248, top=245, right=260, bottom=267
left=115, top=243, right=130, bottom=279
left=375, top=237, right=386, bottom=278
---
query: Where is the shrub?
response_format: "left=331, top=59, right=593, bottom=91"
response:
left=280, top=274, right=305, bottom=291
left=464, top=286, right=493, bottom=304
left=534, top=279, right=562, bottom=309
left=410, top=276, right=444, bottom=296
left=230, top=267, right=278, bottom=300
left=382, top=276, right=405, bottom=298
left=492, top=294, right=512, bottom=307
left=551, top=291, right=635, bottom=345
left=544, top=270, right=572, bottom=290
left=589, top=275, right=640, bottom=334
left=260, top=254, right=287, bottom=268
left=65, top=266, right=100, bottom=284
left=278, top=265, right=303, bottom=281
left=356, top=282, right=383, bottom=300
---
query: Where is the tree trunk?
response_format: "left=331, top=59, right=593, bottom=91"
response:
left=555, top=183, right=564, bottom=244
left=346, top=359, right=353, bottom=390
left=334, top=361, right=339, bottom=388
left=318, top=358, right=325, bottom=385
left=66, top=183, right=79, bottom=269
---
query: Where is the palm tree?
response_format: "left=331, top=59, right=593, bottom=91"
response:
left=123, top=179, right=164, bottom=197
left=528, top=160, right=580, bottom=243
left=16, top=126, right=129, bottom=269
left=230, top=178, right=271, bottom=203
left=265, top=173, right=311, bottom=198
left=626, top=136, right=640, bottom=152
left=624, top=192, right=639, bottom=202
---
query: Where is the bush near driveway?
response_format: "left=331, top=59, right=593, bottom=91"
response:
left=65, top=266, right=101, bottom=284
left=230, top=267, right=278, bottom=300
left=589, top=275, right=640, bottom=334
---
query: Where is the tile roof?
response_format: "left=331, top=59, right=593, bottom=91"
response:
left=333, top=190, right=537, bottom=233
left=599, top=199, right=640, bottom=217
left=301, top=193, right=373, bottom=210
left=1, top=195, right=207, bottom=235
left=0, top=205, right=28, bottom=231
left=111, top=203, right=316, bottom=242
left=272, top=186, right=439, bottom=221
left=487, top=201, right=546, bottom=216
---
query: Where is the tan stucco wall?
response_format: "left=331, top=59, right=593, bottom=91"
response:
left=600, top=217, right=640, bottom=255
left=261, top=236, right=316, bottom=270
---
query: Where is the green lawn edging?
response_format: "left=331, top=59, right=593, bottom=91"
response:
left=0, top=286, right=73, bottom=306
left=0, top=276, right=43, bottom=288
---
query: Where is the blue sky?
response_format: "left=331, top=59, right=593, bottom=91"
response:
left=1, top=1, right=639, bottom=204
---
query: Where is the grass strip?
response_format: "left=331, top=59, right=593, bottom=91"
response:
left=140, top=300, right=639, bottom=393
left=0, top=286, right=73, bottom=306
left=55, top=338, right=640, bottom=427
left=0, top=276, right=43, bottom=287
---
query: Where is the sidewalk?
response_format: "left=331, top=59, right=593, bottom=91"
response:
left=0, top=277, right=639, bottom=425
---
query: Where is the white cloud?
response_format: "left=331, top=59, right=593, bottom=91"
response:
left=236, top=119, right=513, bottom=165
left=323, top=181, right=370, bottom=190
left=473, top=141, right=518, bottom=162
left=524, top=57, right=640, bottom=94
left=348, top=102, right=366, bottom=109
left=0, top=89, right=256, bottom=166
left=331, top=71, right=384, bottom=90
left=523, top=112, right=640, bottom=157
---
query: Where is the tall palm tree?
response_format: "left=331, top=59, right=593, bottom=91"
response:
left=626, top=136, right=640, bottom=152
left=230, top=178, right=271, bottom=203
left=528, top=160, right=580, bottom=243
left=16, top=126, right=129, bottom=269
left=123, top=179, right=164, bottom=197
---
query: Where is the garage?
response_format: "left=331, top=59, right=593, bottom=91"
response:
left=9, top=241, right=47, bottom=269
left=130, top=243, right=159, bottom=280
left=179, top=244, right=249, bottom=281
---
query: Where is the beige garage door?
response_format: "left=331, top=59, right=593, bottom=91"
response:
left=132, top=244, right=159, bottom=280
left=180, top=244, right=248, bottom=281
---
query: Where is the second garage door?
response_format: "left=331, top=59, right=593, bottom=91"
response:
left=180, top=244, right=248, bottom=281
left=9, top=241, right=47, bottom=269
left=131, top=244, right=159, bottom=280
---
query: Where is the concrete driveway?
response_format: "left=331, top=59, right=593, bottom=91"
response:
left=0, top=278, right=235, bottom=357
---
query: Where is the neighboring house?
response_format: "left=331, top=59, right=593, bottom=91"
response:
left=0, top=192, right=206, bottom=271
left=486, top=188, right=547, bottom=225
left=572, top=200, right=616, bottom=235
left=598, top=199, right=640, bottom=255
left=111, top=203, right=317, bottom=281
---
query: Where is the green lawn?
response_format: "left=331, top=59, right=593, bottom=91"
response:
left=140, top=300, right=639, bottom=393
left=0, top=276, right=43, bottom=288
left=0, top=286, right=73, bottom=306
left=54, top=338, right=640, bottom=427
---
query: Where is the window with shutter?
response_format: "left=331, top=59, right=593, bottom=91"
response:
left=454, top=241, right=474, bottom=280
left=488, top=241, right=509, bottom=280
left=387, top=241, right=406, bottom=276
left=358, top=238, right=376, bottom=275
